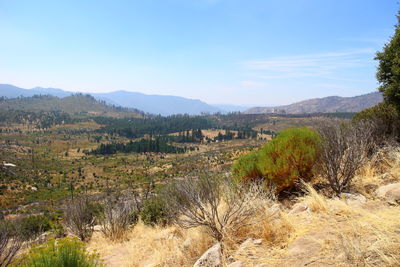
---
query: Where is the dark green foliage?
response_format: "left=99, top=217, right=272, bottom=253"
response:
left=18, top=237, right=103, bottom=267
left=375, top=12, right=400, bottom=111
left=231, top=128, right=321, bottom=193
left=169, top=129, right=204, bottom=143
left=140, top=196, right=169, bottom=226
left=353, top=103, right=400, bottom=141
left=89, top=137, right=191, bottom=155
left=94, top=115, right=216, bottom=138
left=19, top=215, right=51, bottom=240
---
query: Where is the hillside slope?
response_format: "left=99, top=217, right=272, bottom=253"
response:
left=0, top=94, right=143, bottom=117
left=93, top=91, right=221, bottom=116
left=0, top=84, right=222, bottom=115
left=244, top=92, right=383, bottom=114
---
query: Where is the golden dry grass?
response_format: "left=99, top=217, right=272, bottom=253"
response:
left=88, top=221, right=213, bottom=267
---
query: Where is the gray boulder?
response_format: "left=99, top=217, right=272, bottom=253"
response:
left=376, top=183, right=400, bottom=204
left=193, top=243, right=222, bottom=267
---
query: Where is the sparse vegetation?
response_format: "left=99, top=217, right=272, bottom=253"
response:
left=18, top=237, right=103, bottom=267
left=140, top=195, right=169, bottom=226
left=99, top=197, right=135, bottom=241
left=18, top=214, right=51, bottom=241
left=162, top=174, right=268, bottom=242
left=0, top=220, right=23, bottom=266
left=316, top=121, right=378, bottom=195
left=63, top=198, right=97, bottom=241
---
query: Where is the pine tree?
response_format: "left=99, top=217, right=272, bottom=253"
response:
left=376, top=11, right=400, bottom=111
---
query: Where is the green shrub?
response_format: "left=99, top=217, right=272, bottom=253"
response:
left=19, top=215, right=51, bottom=240
left=231, top=151, right=261, bottom=184
left=140, top=196, right=169, bottom=226
left=17, top=237, right=103, bottom=267
left=353, top=103, right=400, bottom=141
left=231, top=127, right=321, bottom=193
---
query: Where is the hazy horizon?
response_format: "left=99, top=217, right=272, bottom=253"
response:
left=0, top=0, right=397, bottom=105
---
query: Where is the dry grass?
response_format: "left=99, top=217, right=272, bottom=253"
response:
left=88, top=221, right=213, bottom=267
left=353, top=146, right=400, bottom=197
left=300, top=182, right=329, bottom=213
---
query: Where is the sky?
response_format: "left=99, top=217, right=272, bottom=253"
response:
left=0, top=0, right=398, bottom=106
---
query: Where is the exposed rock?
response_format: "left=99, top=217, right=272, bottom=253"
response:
left=253, top=239, right=263, bottom=245
left=193, top=243, right=221, bottom=267
left=376, top=183, right=400, bottom=204
left=289, top=202, right=309, bottom=215
left=287, top=231, right=323, bottom=257
left=233, top=238, right=264, bottom=259
left=239, top=238, right=262, bottom=250
left=342, top=193, right=367, bottom=206
left=227, top=261, right=244, bottom=267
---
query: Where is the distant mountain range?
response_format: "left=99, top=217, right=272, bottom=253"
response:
left=244, top=92, right=383, bottom=114
left=0, top=84, right=245, bottom=115
left=0, top=83, right=382, bottom=115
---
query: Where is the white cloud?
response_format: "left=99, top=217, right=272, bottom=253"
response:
left=241, top=48, right=375, bottom=80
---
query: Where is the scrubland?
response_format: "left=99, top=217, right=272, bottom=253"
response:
left=86, top=146, right=400, bottom=267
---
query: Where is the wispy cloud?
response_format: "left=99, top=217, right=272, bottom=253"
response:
left=241, top=48, right=375, bottom=80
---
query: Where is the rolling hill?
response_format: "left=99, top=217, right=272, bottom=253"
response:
left=0, top=84, right=223, bottom=115
left=244, top=92, right=383, bottom=114
left=0, top=94, right=143, bottom=118
left=92, top=91, right=221, bottom=116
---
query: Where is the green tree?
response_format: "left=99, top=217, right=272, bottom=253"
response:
left=376, top=11, right=400, bottom=111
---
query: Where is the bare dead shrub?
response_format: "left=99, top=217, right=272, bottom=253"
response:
left=63, top=197, right=96, bottom=241
left=0, top=221, right=23, bottom=266
left=126, top=175, right=155, bottom=213
left=316, top=121, right=378, bottom=195
left=162, top=174, right=268, bottom=242
left=99, top=197, right=135, bottom=241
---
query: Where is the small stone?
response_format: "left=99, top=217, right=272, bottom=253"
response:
left=289, top=202, right=308, bottom=214
left=227, top=261, right=243, bottom=267
left=253, top=239, right=262, bottom=245
left=341, top=193, right=367, bottom=206
left=193, top=243, right=221, bottom=267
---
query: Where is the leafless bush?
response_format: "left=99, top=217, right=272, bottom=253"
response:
left=63, top=197, right=96, bottom=241
left=125, top=175, right=155, bottom=212
left=316, top=121, right=378, bottom=195
left=162, top=174, right=269, bottom=241
left=0, top=221, right=23, bottom=266
left=99, top=197, right=135, bottom=241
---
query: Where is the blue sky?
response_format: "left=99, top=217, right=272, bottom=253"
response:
left=0, top=0, right=398, bottom=105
